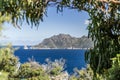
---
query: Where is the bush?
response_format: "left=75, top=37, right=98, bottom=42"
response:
left=45, top=58, right=65, bottom=76
left=0, top=45, right=19, bottom=73
left=9, top=58, right=66, bottom=80
left=107, top=54, right=120, bottom=80
left=9, top=62, right=50, bottom=80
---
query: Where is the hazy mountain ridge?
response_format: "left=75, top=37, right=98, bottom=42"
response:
left=33, top=34, right=94, bottom=49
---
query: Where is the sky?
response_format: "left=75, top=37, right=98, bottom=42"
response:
left=0, top=7, right=89, bottom=45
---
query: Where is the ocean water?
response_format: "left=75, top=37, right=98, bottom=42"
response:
left=14, top=49, right=86, bottom=74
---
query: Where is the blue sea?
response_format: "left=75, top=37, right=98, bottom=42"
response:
left=14, top=48, right=86, bottom=74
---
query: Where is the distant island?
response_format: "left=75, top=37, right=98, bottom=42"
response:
left=32, top=34, right=94, bottom=49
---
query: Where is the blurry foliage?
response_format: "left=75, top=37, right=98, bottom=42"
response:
left=9, top=58, right=65, bottom=80
left=69, top=64, right=105, bottom=80
left=0, top=0, right=48, bottom=27
left=70, top=65, right=94, bottom=80
left=9, top=62, right=50, bottom=80
left=106, top=54, right=120, bottom=80
left=0, top=0, right=120, bottom=79
left=70, top=53, right=120, bottom=80
left=81, top=0, right=120, bottom=74
left=0, top=44, right=19, bottom=73
left=0, top=72, right=8, bottom=80
left=45, top=58, right=65, bottom=76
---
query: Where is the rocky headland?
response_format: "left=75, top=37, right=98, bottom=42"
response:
left=33, top=34, right=94, bottom=49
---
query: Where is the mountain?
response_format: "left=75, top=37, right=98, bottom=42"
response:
left=33, top=34, right=94, bottom=49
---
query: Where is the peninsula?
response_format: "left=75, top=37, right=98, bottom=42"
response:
left=33, top=34, right=94, bottom=49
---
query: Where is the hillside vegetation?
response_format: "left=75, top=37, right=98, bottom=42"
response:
left=33, top=34, right=94, bottom=49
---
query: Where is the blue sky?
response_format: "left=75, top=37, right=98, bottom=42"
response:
left=0, top=7, right=89, bottom=45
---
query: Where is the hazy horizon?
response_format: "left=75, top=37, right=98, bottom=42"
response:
left=0, top=7, right=89, bottom=45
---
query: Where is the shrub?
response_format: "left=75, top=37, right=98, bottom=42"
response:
left=0, top=45, right=19, bottom=73
left=107, top=54, right=120, bottom=80
left=9, top=62, right=50, bottom=80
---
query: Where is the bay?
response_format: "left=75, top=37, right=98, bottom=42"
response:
left=14, top=49, right=86, bottom=74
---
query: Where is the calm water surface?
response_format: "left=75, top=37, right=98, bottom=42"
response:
left=14, top=49, right=86, bottom=74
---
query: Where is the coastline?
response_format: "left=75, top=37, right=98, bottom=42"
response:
left=30, top=47, right=92, bottom=50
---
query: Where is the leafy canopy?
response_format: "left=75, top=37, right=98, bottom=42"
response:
left=0, top=0, right=120, bottom=75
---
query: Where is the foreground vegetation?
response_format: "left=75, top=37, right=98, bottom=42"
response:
left=0, top=0, right=120, bottom=80
left=0, top=46, right=120, bottom=80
